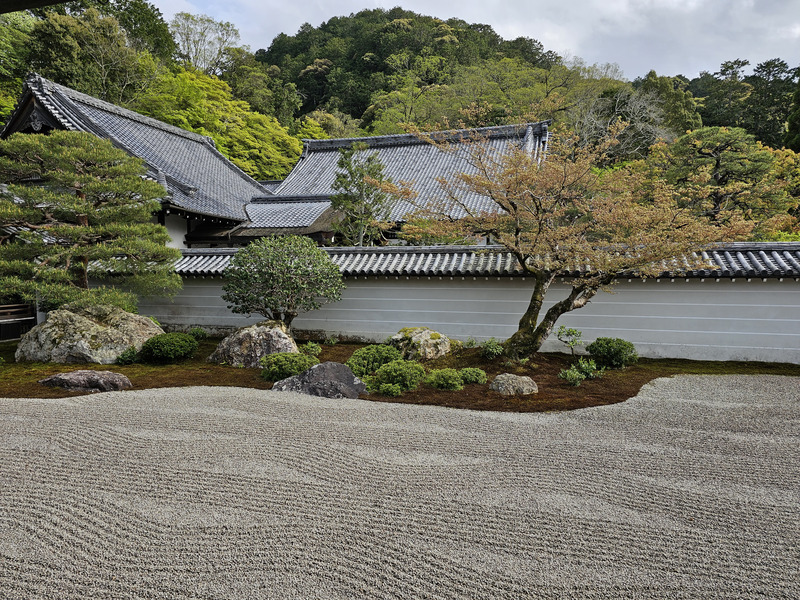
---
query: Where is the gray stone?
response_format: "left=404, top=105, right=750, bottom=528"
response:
left=389, top=327, right=451, bottom=360
left=15, top=305, right=164, bottom=364
left=490, top=373, right=538, bottom=396
left=272, top=362, right=367, bottom=399
left=39, top=370, right=132, bottom=393
left=208, top=321, right=298, bottom=368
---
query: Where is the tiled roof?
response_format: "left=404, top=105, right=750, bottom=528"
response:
left=173, top=242, right=800, bottom=279
left=244, top=196, right=331, bottom=228
left=3, top=75, right=268, bottom=221
left=273, top=123, right=548, bottom=222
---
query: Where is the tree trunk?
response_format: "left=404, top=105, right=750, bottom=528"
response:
left=504, top=275, right=613, bottom=359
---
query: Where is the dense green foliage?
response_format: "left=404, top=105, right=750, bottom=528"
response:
left=131, top=68, right=302, bottom=179
left=586, top=338, right=639, bottom=369
left=139, top=333, right=199, bottom=364
left=369, top=359, right=426, bottom=392
left=260, top=352, right=319, bottom=381
left=425, top=368, right=464, bottom=390
left=458, top=368, right=488, bottom=385
left=1, top=6, right=798, bottom=185
left=0, top=131, right=182, bottom=311
left=330, top=142, right=395, bottom=245
left=221, top=235, right=344, bottom=326
left=346, top=344, right=403, bottom=377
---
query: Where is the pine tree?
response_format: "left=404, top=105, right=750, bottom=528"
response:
left=0, top=130, right=182, bottom=311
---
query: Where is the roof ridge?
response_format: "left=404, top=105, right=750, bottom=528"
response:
left=28, top=74, right=269, bottom=199
left=33, top=76, right=209, bottom=144
left=249, top=195, right=331, bottom=203
left=302, top=122, right=549, bottom=152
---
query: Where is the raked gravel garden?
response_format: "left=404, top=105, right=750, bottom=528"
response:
left=0, top=374, right=797, bottom=598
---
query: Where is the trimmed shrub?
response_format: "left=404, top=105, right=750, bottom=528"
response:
left=188, top=327, right=208, bottom=341
left=480, top=338, right=504, bottom=359
left=459, top=367, right=488, bottom=385
left=587, top=337, right=638, bottom=368
left=426, top=368, right=464, bottom=390
left=260, top=353, right=319, bottom=381
left=559, top=366, right=586, bottom=386
left=346, top=344, right=403, bottom=377
left=300, top=341, right=322, bottom=357
left=372, top=359, right=426, bottom=392
left=115, top=346, right=139, bottom=365
left=378, top=383, right=404, bottom=397
left=139, top=333, right=198, bottom=364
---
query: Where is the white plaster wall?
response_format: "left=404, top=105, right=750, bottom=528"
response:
left=152, top=214, right=188, bottom=249
left=138, top=275, right=800, bottom=363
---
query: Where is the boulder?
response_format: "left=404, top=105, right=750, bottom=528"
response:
left=208, top=320, right=298, bottom=368
left=490, top=373, right=538, bottom=396
left=389, top=326, right=451, bottom=360
left=39, top=370, right=132, bottom=393
left=272, top=362, right=367, bottom=399
left=15, top=305, right=164, bottom=364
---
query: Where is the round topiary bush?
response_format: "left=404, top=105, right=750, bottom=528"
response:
left=115, top=346, right=139, bottom=365
left=426, top=368, right=464, bottom=390
left=139, top=332, right=198, bottom=364
left=346, top=344, right=403, bottom=377
left=459, top=367, right=488, bottom=385
left=260, top=352, right=319, bottom=381
left=371, top=359, right=426, bottom=392
left=586, top=337, right=638, bottom=368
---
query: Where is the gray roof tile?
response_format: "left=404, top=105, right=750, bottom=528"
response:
left=245, top=197, right=331, bottom=228
left=6, top=75, right=268, bottom=221
left=173, top=242, right=800, bottom=279
left=273, top=123, right=548, bottom=222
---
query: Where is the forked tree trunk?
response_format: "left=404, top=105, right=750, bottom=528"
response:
left=504, top=273, right=614, bottom=359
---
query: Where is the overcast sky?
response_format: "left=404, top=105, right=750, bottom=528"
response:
left=153, top=0, right=800, bottom=80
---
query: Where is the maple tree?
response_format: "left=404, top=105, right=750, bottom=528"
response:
left=411, top=124, right=751, bottom=357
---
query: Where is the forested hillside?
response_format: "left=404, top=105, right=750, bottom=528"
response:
left=1, top=2, right=799, bottom=235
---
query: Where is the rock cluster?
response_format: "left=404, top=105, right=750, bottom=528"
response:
left=490, top=373, right=538, bottom=396
left=389, top=327, right=451, bottom=360
left=208, top=321, right=298, bottom=368
left=272, top=362, right=366, bottom=399
left=15, top=305, right=163, bottom=364
left=39, top=370, right=132, bottom=393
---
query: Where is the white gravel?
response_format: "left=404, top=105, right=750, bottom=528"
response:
left=0, top=375, right=797, bottom=599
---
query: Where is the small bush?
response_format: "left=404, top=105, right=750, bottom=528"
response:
left=378, top=383, right=404, bottom=397
left=324, top=335, right=338, bottom=345
left=426, top=368, right=464, bottom=391
left=139, top=333, right=198, bottom=364
left=116, top=346, right=139, bottom=365
left=480, top=338, right=504, bottom=360
left=346, top=344, right=403, bottom=377
left=459, top=367, right=487, bottom=385
left=372, top=360, right=426, bottom=392
left=575, top=357, right=604, bottom=380
left=260, top=353, right=319, bottom=381
left=300, top=341, right=322, bottom=357
left=188, top=327, right=208, bottom=341
left=587, top=337, right=638, bottom=368
left=559, top=366, right=586, bottom=386
left=557, top=326, right=584, bottom=356
left=464, top=337, right=477, bottom=348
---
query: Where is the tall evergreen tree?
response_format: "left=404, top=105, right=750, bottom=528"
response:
left=0, top=131, right=182, bottom=311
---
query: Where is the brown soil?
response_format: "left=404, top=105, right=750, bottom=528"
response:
left=1, top=339, right=797, bottom=412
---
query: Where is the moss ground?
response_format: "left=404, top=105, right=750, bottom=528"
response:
left=1, top=339, right=797, bottom=411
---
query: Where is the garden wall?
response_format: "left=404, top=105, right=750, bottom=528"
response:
left=139, top=275, right=800, bottom=364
